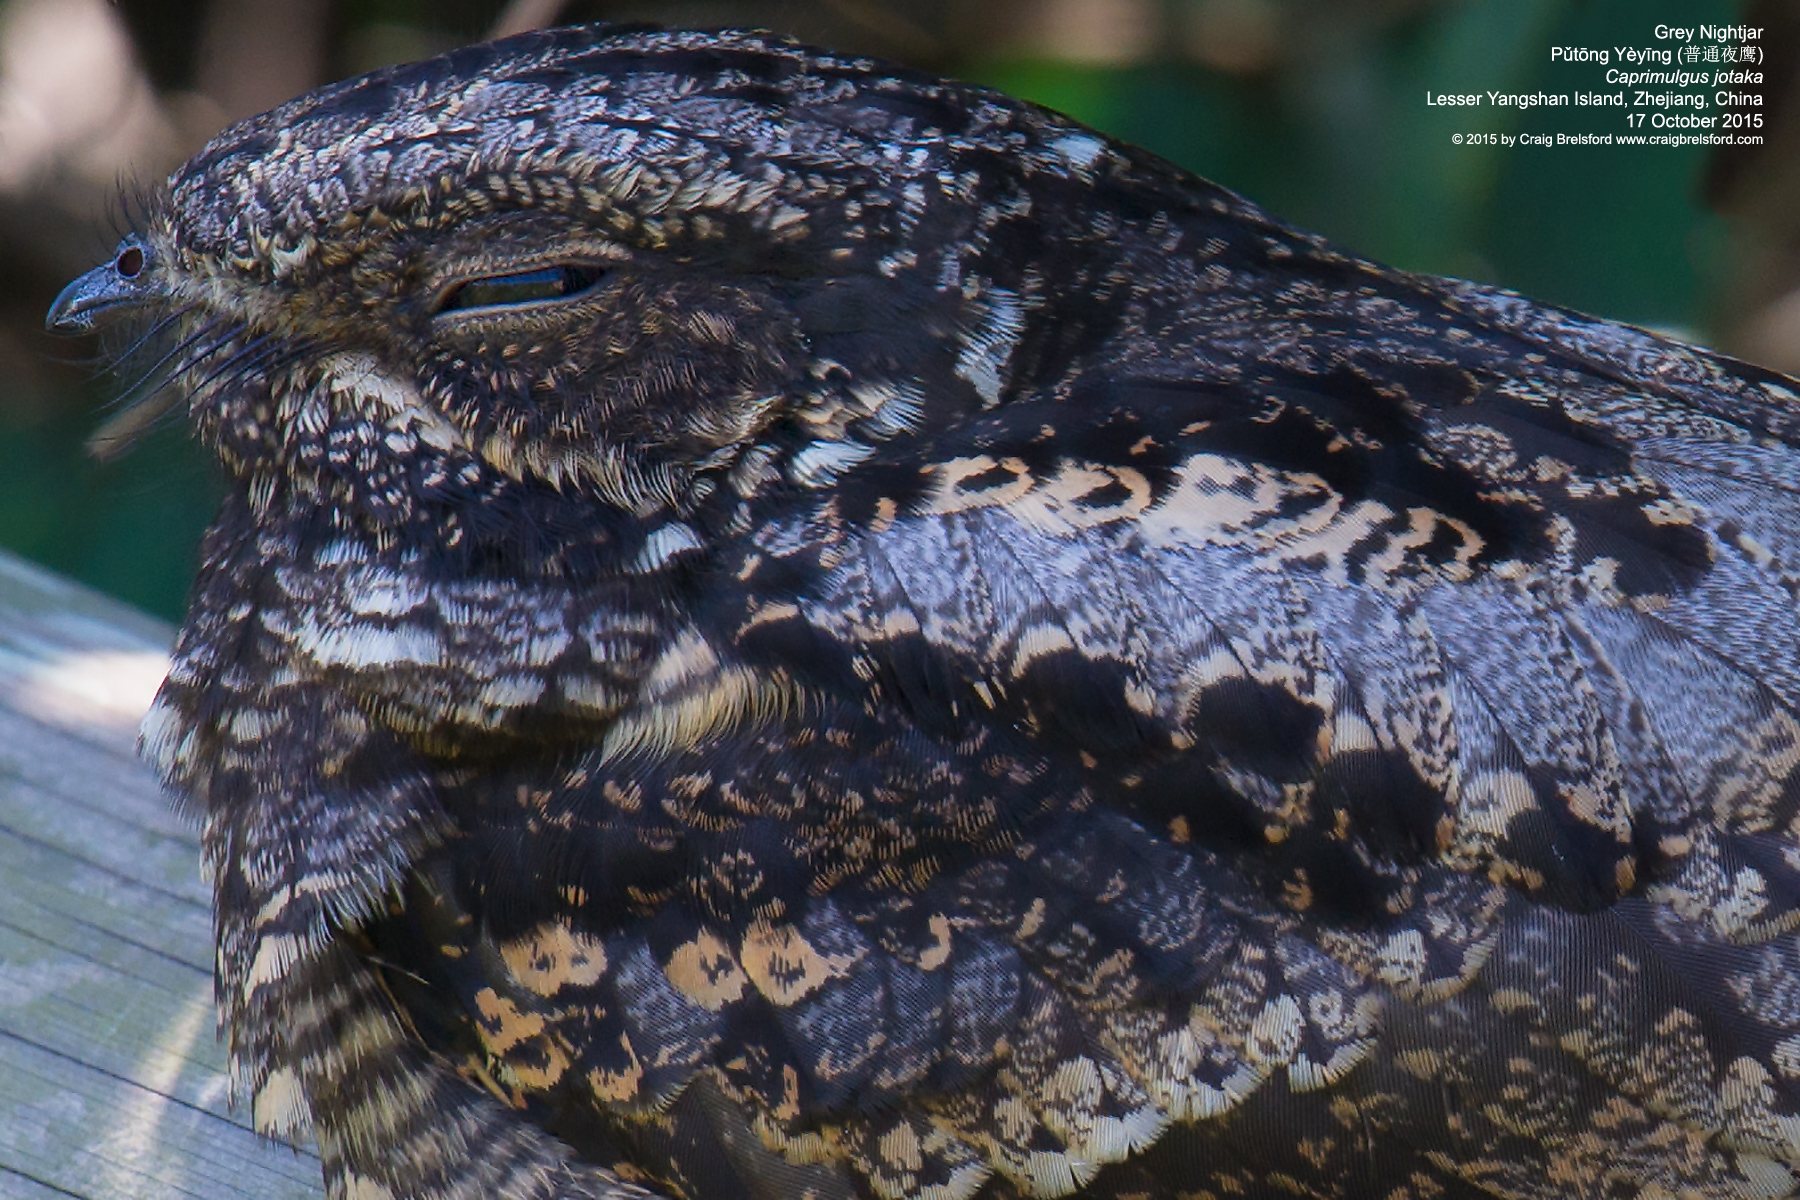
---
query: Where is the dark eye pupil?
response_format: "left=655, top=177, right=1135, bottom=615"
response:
left=437, top=265, right=602, bottom=313
left=116, top=246, right=144, bottom=277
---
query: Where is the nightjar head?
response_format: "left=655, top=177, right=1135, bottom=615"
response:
left=47, top=24, right=1189, bottom=522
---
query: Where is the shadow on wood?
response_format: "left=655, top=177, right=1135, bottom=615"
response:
left=0, top=550, right=322, bottom=1198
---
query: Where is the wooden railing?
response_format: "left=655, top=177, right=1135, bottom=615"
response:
left=0, top=550, right=322, bottom=1199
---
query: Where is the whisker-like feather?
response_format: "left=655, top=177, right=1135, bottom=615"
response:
left=176, top=332, right=284, bottom=400
left=107, top=176, right=163, bottom=245
left=99, top=303, right=201, bottom=383
left=88, top=327, right=293, bottom=461
left=107, top=318, right=234, bottom=410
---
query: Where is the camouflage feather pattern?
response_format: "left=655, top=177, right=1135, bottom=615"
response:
left=46, top=23, right=1800, bottom=1200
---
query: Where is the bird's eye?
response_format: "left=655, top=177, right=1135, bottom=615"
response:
left=434, top=265, right=604, bottom=314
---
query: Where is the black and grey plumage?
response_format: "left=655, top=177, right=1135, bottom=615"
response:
left=46, top=22, right=1800, bottom=1200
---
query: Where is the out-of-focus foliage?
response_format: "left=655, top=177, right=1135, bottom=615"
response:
left=0, top=0, right=1781, bottom=620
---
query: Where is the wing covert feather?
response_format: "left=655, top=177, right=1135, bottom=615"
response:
left=357, top=325, right=1800, bottom=1198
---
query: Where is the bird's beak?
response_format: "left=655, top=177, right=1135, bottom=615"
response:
left=47, top=239, right=156, bottom=333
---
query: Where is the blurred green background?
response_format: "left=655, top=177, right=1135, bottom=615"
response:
left=0, top=0, right=1793, bottom=621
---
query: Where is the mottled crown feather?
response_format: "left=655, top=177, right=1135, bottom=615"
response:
left=163, top=24, right=1180, bottom=286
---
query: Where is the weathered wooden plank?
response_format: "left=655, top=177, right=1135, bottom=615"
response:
left=0, top=810, right=212, bottom=974
left=0, top=550, right=324, bottom=1199
left=0, top=1031, right=321, bottom=1199
left=0, top=700, right=200, bottom=855
left=0, top=1163, right=85, bottom=1198
left=0, top=905, right=213, bottom=1101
